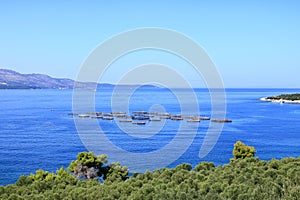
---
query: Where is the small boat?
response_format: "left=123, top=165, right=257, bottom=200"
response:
left=157, top=112, right=171, bottom=116
left=132, top=121, right=146, bottom=125
left=78, top=114, right=90, bottom=118
left=171, top=117, right=184, bottom=121
left=96, top=112, right=103, bottom=116
left=160, top=115, right=171, bottom=119
left=280, top=99, right=285, bottom=104
left=132, top=111, right=148, bottom=115
left=119, top=119, right=132, bottom=123
left=103, top=113, right=113, bottom=117
left=211, top=119, right=232, bottom=123
left=102, top=117, right=114, bottom=120
left=112, top=112, right=126, bottom=115
left=200, top=116, right=210, bottom=120
left=187, top=119, right=201, bottom=122
left=111, top=112, right=127, bottom=117
left=182, top=115, right=195, bottom=119
left=132, top=115, right=150, bottom=120
left=91, top=116, right=102, bottom=119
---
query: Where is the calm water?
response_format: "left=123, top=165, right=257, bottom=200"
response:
left=0, top=88, right=300, bottom=185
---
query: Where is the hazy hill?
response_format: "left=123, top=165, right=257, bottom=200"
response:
left=0, top=69, right=77, bottom=89
left=0, top=69, right=159, bottom=89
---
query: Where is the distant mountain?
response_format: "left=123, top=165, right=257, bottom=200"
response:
left=0, top=69, right=77, bottom=89
left=0, top=69, right=160, bottom=89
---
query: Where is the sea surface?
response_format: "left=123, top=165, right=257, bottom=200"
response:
left=0, top=88, right=300, bottom=185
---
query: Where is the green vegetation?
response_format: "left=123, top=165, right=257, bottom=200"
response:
left=1, top=141, right=300, bottom=200
left=266, top=93, right=300, bottom=101
left=231, top=141, right=256, bottom=162
left=67, top=151, right=128, bottom=181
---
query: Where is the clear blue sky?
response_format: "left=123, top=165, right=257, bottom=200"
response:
left=0, top=1, right=299, bottom=88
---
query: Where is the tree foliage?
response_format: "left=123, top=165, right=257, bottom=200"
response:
left=231, top=141, right=256, bottom=161
left=1, top=142, right=300, bottom=200
left=68, top=152, right=108, bottom=179
left=67, top=152, right=129, bottom=181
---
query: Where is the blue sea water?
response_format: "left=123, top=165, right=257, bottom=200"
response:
left=0, top=88, right=300, bottom=185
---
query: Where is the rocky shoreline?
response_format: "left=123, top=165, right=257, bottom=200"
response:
left=260, top=97, right=300, bottom=104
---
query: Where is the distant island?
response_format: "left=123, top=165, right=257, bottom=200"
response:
left=0, top=69, right=159, bottom=89
left=260, top=93, right=300, bottom=104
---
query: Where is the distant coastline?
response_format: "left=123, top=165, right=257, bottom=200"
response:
left=0, top=69, right=160, bottom=90
left=260, top=93, right=300, bottom=104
